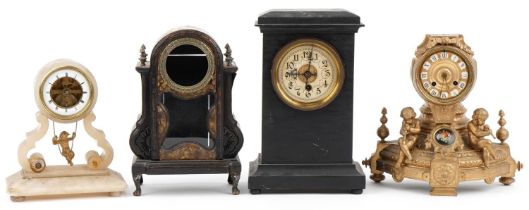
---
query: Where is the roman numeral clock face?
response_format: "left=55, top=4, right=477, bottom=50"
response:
left=37, top=63, right=97, bottom=122
left=272, top=39, right=344, bottom=111
left=413, top=47, right=475, bottom=104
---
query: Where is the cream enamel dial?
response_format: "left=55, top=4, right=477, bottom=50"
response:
left=36, top=60, right=97, bottom=123
left=272, top=39, right=344, bottom=111
left=413, top=46, right=475, bottom=105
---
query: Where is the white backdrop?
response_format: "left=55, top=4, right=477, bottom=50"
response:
left=1, top=0, right=528, bottom=209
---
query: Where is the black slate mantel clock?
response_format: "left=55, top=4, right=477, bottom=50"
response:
left=129, top=28, right=243, bottom=196
left=248, top=10, right=365, bottom=194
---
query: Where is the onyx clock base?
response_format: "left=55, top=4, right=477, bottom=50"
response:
left=132, top=156, right=241, bottom=196
left=248, top=154, right=365, bottom=194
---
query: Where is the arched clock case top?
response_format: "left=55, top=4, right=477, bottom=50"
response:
left=130, top=28, right=243, bottom=196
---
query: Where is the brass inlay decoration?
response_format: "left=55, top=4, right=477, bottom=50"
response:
left=158, top=37, right=215, bottom=99
left=208, top=105, right=217, bottom=138
left=160, top=143, right=216, bottom=160
left=156, top=104, right=169, bottom=147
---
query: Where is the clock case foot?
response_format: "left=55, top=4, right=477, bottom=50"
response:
left=132, top=156, right=241, bottom=196
left=248, top=154, right=365, bottom=193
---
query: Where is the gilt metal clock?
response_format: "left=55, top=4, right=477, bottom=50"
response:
left=130, top=28, right=243, bottom=196
left=249, top=9, right=365, bottom=194
left=6, top=59, right=126, bottom=201
left=363, top=35, right=522, bottom=196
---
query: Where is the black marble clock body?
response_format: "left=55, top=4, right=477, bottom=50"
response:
left=130, top=28, right=243, bottom=196
left=248, top=10, right=365, bottom=194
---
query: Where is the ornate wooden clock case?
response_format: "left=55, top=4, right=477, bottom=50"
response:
left=130, top=28, right=243, bottom=195
left=248, top=10, right=365, bottom=194
left=363, top=35, right=523, bottom=196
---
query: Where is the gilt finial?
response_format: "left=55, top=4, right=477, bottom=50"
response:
left=496, top=110, right=509, bottom=144
left=377, top=107, right=389, bottom=142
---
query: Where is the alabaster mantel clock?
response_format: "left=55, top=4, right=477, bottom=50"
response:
left=130, top=28, right=243, bottom=196
left=363, top=35, right=523, bottom=196
left=6, top=59, right=126, bottom=201
left=248, top=9, right=365, bottom=194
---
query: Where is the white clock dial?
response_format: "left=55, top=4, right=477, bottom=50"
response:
left=272, top=39, right=344, bottom=111
left=278, top=45, right=338, bottom=103
left=36, top=59, right=98, bottom=122
left=41, top=69, right=91, bottom=116
left=419, top=51, right=470, bottom=100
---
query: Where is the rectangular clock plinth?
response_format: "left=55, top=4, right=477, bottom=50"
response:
left=248, top=154, right=365, bottom=194
left=131, top=156, right=241, bottom=195
left=6, top=168, right=127, bottom=202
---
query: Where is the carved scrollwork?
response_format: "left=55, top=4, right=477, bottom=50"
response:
left=415, top=34, right=474, bottom=57
left=221, top=43, right=243, bottom=159
left=129, top=115, right=151, bottom=159
left=223, top=125, right=243, bottom=158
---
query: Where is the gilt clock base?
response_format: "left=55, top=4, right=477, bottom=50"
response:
left=366, top=141, right=519, bottom=196
left=131, top=156, right=241, bottom=196
left=6, top=167, right=126, bottom=202
left=248, top=154, right=365, bottom=194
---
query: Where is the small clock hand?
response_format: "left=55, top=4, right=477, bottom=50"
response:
left=442, top=77, right=448, bottom=95
left=305, top=45, right=315, bottom=91
left=307, top=45, right=314, bottom=74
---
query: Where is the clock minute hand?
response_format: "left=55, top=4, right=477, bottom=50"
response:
left=307, top=45, right=314, bottom=73
left=305, top=46, right=315, bottom=89
left=442, top=76, right=448, bottom=97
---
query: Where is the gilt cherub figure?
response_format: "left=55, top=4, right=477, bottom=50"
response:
left=397, top=107, right=421, bottom=167
left=467, top=108, right=497, bottom=167
left=52, top=131, right=76, bottom=166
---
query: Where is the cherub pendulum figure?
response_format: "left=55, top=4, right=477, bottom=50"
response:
left=467, top=108, right=497, bottom=167
left=397, top=107, right=420, bottom=167
left=52, top=131, right=76, bottom=166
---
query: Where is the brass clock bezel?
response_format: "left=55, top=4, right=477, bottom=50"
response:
left=412, top=45, right=476, bottom=105
left=271, top=38, right=344, bottom=111
left=36, top=60, right=97, bottom=123
left=158, top=37, right=215, bottom=99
